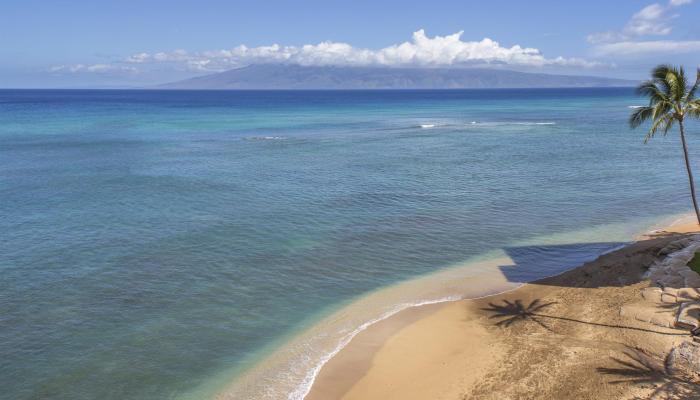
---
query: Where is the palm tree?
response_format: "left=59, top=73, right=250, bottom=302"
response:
left=630, top=65, right=700, bottom=224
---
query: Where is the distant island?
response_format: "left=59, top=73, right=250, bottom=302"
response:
left=156, top=64, right=636, bottom=90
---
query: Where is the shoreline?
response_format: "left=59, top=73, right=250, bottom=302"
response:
left=305, top=215, right=700, bottom=400
left=216, top=254, right=524, bottom=400
left=213, top=213, right=696, bottom=400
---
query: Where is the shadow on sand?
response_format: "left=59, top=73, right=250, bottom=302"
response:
left=597, top=349, right=700, bottom=399
left=481, top=299, right=697, bottom=398
left=478, top=233, right=700, bottom=399
left=481, top=299, right=687, bottom=336
left=495, top=233, right=689, bottom=288
left=496, top=242, right=626, bottom=285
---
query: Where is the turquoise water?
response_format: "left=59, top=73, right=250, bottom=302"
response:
left=0, top=88, right=697, bottom=399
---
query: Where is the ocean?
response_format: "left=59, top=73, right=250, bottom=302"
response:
left=0, top=88, right=696, bottom=399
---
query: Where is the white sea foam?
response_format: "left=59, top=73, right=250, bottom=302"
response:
left=510, top=121, right=556, bottom=125
left=289, top=239, right=636, bottom=400
left=628, top=105, right=644, bottom=109
left=246, top=136, right=286, bottom=140
left=288, top=216, right=687, bottom=400
left=466, top=121, right=556, bottom=126
left=215, top=212, right=687, bottom=400
left=215, top=253, right=520, bottom=400
left=411, top=121, right=556, bottom=130
left=288, top=295, right=461, bottom=400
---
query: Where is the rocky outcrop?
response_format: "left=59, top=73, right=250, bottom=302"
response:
left=647, top=235, right=700, bottom=288
left=668, top=341, right=700, bottom=376
left=621, top=236, right=700, bottom=330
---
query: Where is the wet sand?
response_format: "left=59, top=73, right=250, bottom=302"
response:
left=306, top=219, right=700, bottom=400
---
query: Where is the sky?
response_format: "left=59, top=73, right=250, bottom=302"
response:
left=1, top=0, right=699, bottom=88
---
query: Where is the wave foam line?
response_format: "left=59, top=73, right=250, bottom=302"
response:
left=468, top=121, right=556, bottom=126
left=410, top=121, right=557, bottom=130
left=292, top=240, right=634, bottom=400
left=289, top=294, right=462, bottom=400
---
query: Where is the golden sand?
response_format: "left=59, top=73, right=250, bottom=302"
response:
left=306, top=218, right=700, bottom=400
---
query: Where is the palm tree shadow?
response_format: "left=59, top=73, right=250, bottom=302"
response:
left=481, top=298, right=687, bottom=336
left=597, top=350, right=668, bottom=385
left=598, top=350, right=700, bottom=400
left=481, top=299, right=557, bottom=332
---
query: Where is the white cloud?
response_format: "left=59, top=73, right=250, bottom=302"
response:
left=49, top=63, right=137, bottom=74
left=587, top=0, right=692, bottom=44
left=625, top=4, right=672, bottom=36
left=116, top=30, right=602, bottom=72
left=124, top=53, right=150, bottom=63
left=587, top=31, right=626, bottom=45
left=592, top=40, right=700, bottom=56
left=587, top=0, right=697, bottom=58
left=670, top=0, right=692, bottom=6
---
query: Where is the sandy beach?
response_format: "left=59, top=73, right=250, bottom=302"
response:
left=306, top=219, right=700, bottom=400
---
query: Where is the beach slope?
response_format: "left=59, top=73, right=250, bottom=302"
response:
left=307, top=222, right=700, bottom=400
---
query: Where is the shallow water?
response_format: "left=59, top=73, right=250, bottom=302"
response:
left=0, top=88, right=697, bottom=399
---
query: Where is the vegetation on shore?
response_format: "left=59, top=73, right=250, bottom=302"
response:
left=630, top=65, right=700, bottom=224
left=688, top=252, right=700, bottom=274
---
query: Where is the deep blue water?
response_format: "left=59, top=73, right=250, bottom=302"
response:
left=0, top=88, right=697, bottom=399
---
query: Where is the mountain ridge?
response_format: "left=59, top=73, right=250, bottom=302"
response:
left=156, top=64, right=636, bottom=90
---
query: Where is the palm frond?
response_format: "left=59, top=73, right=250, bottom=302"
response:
left=651, top=65, right=674, bottom=97
left=631, top=64, right=694, bottom=142
left=685, top=68, right=700, bottom=102
left=687, top=99, right=700, bottom=119
left=664, top=66, right=688, bottom=102
left=635, top=80, right=668, bottom=105
left=675, top=65, right=688, bottom=101
left=629, top=106, right=654, bottom=128
left=645, top=114, right=675, bottom=143
left=651, top=101, right=672, bottom=121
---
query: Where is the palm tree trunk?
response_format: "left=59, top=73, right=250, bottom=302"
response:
left=679, top=119, right=700, bottom=225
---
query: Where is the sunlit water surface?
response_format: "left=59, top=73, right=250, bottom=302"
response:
left=1, top=88, right=697, bottom=399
